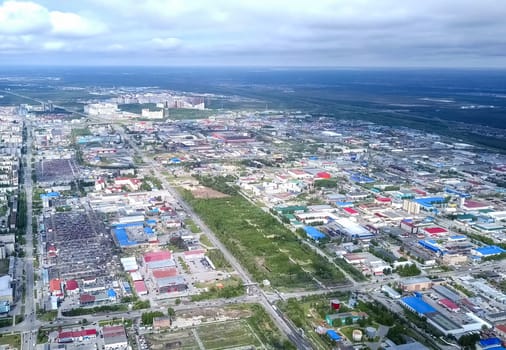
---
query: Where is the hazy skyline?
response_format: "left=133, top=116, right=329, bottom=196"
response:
left=1, top=0, right=506, bottom=67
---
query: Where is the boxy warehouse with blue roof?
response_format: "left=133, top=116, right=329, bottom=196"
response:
left=418, top=240, right=444, bottom=254
left=112, top=221, right=156, bottom=247
left=326, top=329, right=341, bottom=342
left=304, top=226, right=326, bottom=241
left=413, top=197, right=446, bottom=211
left=473, top=245, right=506, bottom=257
left=401, top=296, right=436, bottom=316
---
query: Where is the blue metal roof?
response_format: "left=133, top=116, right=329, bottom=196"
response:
left=401, top=296, right=436, bottom=314
left=418, top=240, right=442, bottom=253
left=304, top=226, right=326, bottom=240
left=413, top=197, right=445, bottom=209
left=479, top=338, right=502, bottom=347
left=326, top=329, right=341, bottom=341
left=474, top=246, right=506, bottom=256
left=114, top=228, right=137, bottom=246
left=40, top=191, right=60, bottom=199
left=112, top=221, right=144, bottom=228
left=449, top=235, right=467, bottom=240
left=107, top=288, right=117, bottom=298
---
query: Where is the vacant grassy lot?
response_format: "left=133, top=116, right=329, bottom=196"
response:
left=198, top=320, right=263, bottom=349
left=0, top=333, right=21, bottom=349
left=183, top=188, right=346, bottom=290
left=144, top=304, right=294, bottom=349
left=145, top=330, right=199, bottom=350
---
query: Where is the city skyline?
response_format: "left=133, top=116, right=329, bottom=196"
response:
left=0, top=0, right=506, bottom=67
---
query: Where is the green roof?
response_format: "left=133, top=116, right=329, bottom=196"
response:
left=274, top=205, right=307, bottom=214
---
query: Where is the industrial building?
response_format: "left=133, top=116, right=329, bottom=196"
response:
left=103, top=326, right=128, bottom=350
left=0, top=275, right=12, bottom=303
left=399, top=277, right=432, bottom=292
left=57, top=329, right=97, bottom=343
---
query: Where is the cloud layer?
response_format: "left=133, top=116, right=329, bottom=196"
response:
left=0, top=0, right=505, bottom=67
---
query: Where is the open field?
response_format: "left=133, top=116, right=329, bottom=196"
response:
left=191, top=186, right=230, bottom=199
left=0, top=333, right=21, bottom=349
left=145, top=330, right=199, bottom=350
left=181, top=179, right=347, bottom=290
left=198, top=320, right=263, bottom=349
left=145, top=304, right=293, bottom=349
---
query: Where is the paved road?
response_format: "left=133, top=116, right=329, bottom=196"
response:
left=20, top=119, right=40, bottom=350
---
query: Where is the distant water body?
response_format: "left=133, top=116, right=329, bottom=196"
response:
left=1, top=67, right=506, bottom=130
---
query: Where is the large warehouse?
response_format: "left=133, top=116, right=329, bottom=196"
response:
left=401, top=296, right=436, bottom=316
left=327, top=216, right=374, bottom=240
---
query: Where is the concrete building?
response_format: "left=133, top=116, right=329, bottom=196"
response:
left=103, top=326, right=128, bottom=350
left=399, top=277, right=432, bottom=292
left=0, top=275, right=13, bottom=303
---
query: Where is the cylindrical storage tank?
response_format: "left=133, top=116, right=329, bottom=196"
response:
left=366, top=326, right=376, bottom=338
left=352, top=330, right=362, bottom=342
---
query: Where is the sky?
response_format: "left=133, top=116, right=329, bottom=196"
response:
left=0, top=0, right=506, bottom=67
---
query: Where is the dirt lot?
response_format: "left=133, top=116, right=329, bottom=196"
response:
left=190, top=186, right=229, bottom=199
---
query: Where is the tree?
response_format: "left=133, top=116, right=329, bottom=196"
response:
left=167, top=307, right=176, bottom=321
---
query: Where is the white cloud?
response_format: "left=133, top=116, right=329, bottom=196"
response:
left=42, top=41, right=65, bottom=51
left=1, top=0, right=506, bottom=66
left=0, top=1, right=50, bottom=34
left=151, top=37, right=183, bottom=49
left=50, top=10, right=106, bottom=37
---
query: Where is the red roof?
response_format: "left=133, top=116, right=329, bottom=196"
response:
left=66, top=280, right=79, bottom=291
left=316, top=172, right=331, bottom=179
left=134, top=281, right=147, bottom=293
left=144, top=251, right=172, bottom=263
left=463, top=200, right=490, bottom=209
left=439, top=298, right=459, bottom=310
left=49, top=279, right=61, bottom=292
left=58, top=329, right=97, bottom=339
left=376, top=196, right=392, bottom=203
left=424, top=227, right=448, bottom=235
left=79, top=294, right=95, bottom=303
left=496, top=324, right=506, bottom=334
left=412, top=188, right=427, bottom=196
left=152, top=268, right=178, bottom=278
left=343, top=207, right=358, bottom=215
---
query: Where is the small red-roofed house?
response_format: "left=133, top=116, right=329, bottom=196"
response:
left=66, top=280, right=79, bottom=295
left=375, top=197, right=392, bottom=205
left=423, top=227, right=448, bottom=236
left=343, top=207, right=359, bottom=216
left=50, top=279, right=63, bottom=297
left=315, top=172, right=331, bottom=179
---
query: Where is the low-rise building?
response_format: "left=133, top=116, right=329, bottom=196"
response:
left=400, top=277, right=432, bottom=292
left=103, top=326, right=128, bottom=350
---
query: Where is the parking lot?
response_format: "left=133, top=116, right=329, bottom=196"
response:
left=44, top=212, right=121, bottom=281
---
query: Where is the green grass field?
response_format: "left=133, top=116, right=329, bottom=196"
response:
left=183, top=188, right=346, bottom=290
left=144, top=304, right=294, bottom=349
left=198, top=320, right=263, bottom=349
left=145, top=330, right=199, bottom=350
left=0, top=333, right=21, bottom=349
